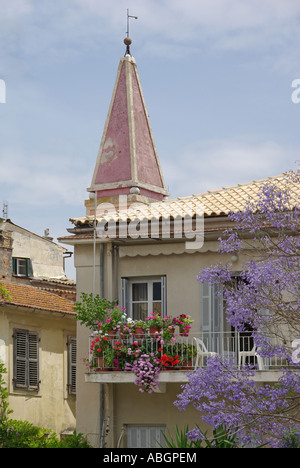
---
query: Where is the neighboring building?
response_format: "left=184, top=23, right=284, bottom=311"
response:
left=0, top=219, right=77, bottom=435
left=0, top=280, right=76, bottom=435
left=0, top=218, right=76, bottom=300
left=59, top=38, right=300, bottom=448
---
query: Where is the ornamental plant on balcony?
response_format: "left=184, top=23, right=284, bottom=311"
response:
left=173, top=314, right=194, bottom=336
left=146, top=312, right=164, bottom=335
left=132, top=320, right=147, bottom=337
left=89, top=335, right=112, bottom=370
left=74, top=293, right=115, bottom=329
left=125, top=352, right=160, bottom=394
left=98, top=306, right=125, bottom=338
left=158, top=353, right=180, bottom=370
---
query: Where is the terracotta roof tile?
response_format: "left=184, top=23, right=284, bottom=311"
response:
left=68, top=172, right=300, bottom=227
left=0, top=281, right=76, bottom=315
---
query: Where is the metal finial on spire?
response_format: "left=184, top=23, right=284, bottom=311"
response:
left=124, top=8, right=137, bottom=55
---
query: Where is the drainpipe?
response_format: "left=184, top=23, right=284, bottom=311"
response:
left=100, top=243, right=104, bottom=299
left=113, top=245, right=119, bottom=303
left=99, top=242, right=104, bottom=447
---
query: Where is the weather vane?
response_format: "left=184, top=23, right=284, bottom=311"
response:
left=124, top=8, right=138, bottom=55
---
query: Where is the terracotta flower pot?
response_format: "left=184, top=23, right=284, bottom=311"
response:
left=107, top=329, right=117, bottom=340
left=181, top=360, right=192, bottom=370
left=150, top=326, right=161, bottom=336
left=95, top=356, right=111, bottom=371
left=134, top=326, right=145, bottom=338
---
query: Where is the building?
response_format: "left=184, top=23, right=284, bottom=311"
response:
left=0, top=219, right=77, bottom=435
left=59, top=38, right=300, bottom=448
left=0, top=218, right=75, bottom=300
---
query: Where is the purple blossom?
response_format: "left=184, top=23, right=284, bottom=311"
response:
left=189, top=170, right=300, bottom=446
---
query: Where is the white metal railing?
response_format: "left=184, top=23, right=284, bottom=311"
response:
left=88, top=331, right=290, bottom=372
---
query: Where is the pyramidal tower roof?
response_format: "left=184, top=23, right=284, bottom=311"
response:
left=86, top=38, right=169, bottom=214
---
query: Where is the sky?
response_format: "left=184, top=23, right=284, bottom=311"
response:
left=1, top=0, right=300, bottom=280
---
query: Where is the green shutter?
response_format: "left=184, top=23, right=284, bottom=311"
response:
left=25, top=258, right=32, bottom=277
left=12, top=258, right=17, bottom=275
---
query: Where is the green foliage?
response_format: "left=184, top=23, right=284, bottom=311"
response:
left=0, top=420, right=92, bottom=448
left=0, top=361, right=13, bottom=426
left=0, top=362, right=92, bottom=448
left=159, top=425, right=196, bottom=448
left=0, top=283, right=11, bottom=301
left=158, top=424, right=241, bottom=448
left=73, top=293, right=115, bottom=329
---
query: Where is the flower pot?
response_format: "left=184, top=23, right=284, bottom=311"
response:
left=134, top=326, right=145, bottom=338
left=181, top=360, right=192, bottom=370
left=107, top=329, right=117, bottom=340
left=179, top=329, right=190, bottom=336
left=150, top=326, right=161, bottom=336
left=95, top=356, right=111, bottom=371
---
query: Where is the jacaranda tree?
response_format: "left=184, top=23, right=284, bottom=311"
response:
left=175, top=170, right=300, bottom=447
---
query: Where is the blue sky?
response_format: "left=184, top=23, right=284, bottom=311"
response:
left=1, top=0, right=300, bottom=279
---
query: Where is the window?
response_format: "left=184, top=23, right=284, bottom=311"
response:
left=13, top=329, right=39, bottom=391
left=126, top=425, right=166, bottom=448
left=12, top=258, right=32, bottom=277
left=121, top=277, right=166, bottom=320
left=67, top=336, right=77, bottom=394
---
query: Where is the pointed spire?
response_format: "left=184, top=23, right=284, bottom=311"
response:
left=86, top=40, right=169, bottom=214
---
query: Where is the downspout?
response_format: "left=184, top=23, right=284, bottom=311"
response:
left=99, top=242, right=104, bottom=447
left=113, top=244, right=119, bottom=304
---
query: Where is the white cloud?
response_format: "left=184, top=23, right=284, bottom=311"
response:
left=163, top=138, right=300, bottom=197
left=0, top=148, right=89, bottom=206
left=2, top=0, right=300, bottom=63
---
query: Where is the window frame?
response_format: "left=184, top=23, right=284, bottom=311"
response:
left=12, top=257, right=32, bottom=277
left=126, top=424, right=166, bottom=448
left=121, top=276, right=167, bottom=320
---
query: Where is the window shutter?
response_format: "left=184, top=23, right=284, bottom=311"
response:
left=121, top=278, right=129, bottom=315
left=161, top=276, right=167, bottom=317
left=68, top=336, right=77, bottom=394
left=200, top=282, right=223, bottom=334
left=12, top=257, right=17, bottom=275
left=25, top=258, right=32, bottom=277
left=28, top=332, right=39, bottom=390
left=14, top=329, right=27, bottom=389
left=13, top=329, right=39, bottom=391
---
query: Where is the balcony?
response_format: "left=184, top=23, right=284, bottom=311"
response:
left=85, top=331, right=289, bottom=385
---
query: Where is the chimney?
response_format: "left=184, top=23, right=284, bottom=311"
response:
left=0, top=228, right=13, bottom=279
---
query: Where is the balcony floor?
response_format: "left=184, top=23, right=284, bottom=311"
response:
left=85, top=369, right=285, bottom=384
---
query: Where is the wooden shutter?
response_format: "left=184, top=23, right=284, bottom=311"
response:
left=13, top=329, right=39, bottom=391
left=12, top=257, right=17, bottom=275
left=67, top=336, right=77, bottom=394
left=25, top=258, right=32, bottom=277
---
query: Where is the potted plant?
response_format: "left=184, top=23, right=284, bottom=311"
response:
left=133, top=320, right=147, bottom=338
left=180, top=343, right=197, bottom=369
left=158, top=353, right=180, bottom=370
left=146, top=312, right=164, bottom=336
left=125, top=352, right=161, bottom=393
left=74, top=293, right=115, bottom=330
left=99, top=306, right=125, bottom=339
left=173, top=314, right=194, bottom=336
left=90, top=335, right=111, bottom=370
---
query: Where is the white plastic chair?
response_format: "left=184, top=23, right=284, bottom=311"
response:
left=238, top=345, right=264, bottom=370
left=193, top=337, right=217, bottom=369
